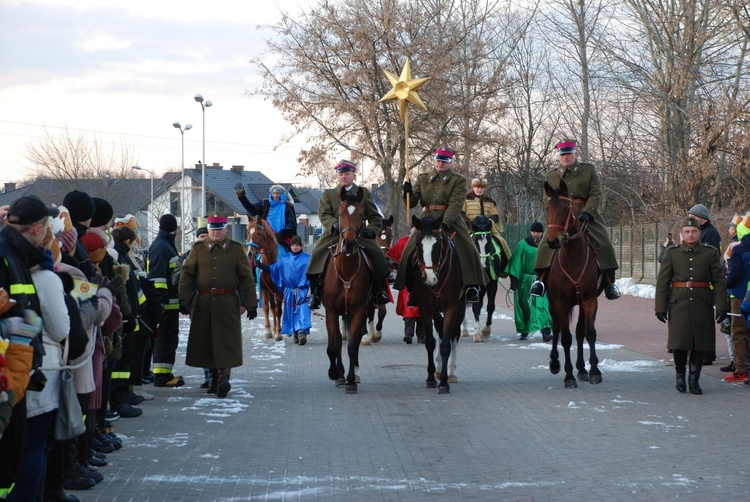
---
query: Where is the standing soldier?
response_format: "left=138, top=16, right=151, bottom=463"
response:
left=655, top=216, right=728, bottom=394
left=530, top=139, right=620, bottom=300
left=178, top=214, right=257, bottom=398
left=504, top=222, right=552, bottom=342
left=395, top=147, right=486, bottom=303
left=306, top=160, right=390, bottom=310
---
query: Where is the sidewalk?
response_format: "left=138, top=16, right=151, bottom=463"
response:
left=84, top=284, right=748, bottom=501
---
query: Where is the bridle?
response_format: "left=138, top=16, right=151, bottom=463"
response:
left=378, top=227, right=392, bottom=256
left=546, top=194, right=587, bottom=245
left=415, top=228, right=456, bottom=300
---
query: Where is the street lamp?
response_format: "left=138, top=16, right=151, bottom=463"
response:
left=173, top=121, right=192, bottom=252
left=131, top=165, right=154, bottom=243
left=194, top=93, right=212, bottom=218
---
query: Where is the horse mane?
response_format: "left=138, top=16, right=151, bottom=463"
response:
left=471, top=215, right=492, bottom=232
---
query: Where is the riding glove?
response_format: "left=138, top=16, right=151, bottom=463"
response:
left=715, top=310, right=728, bottom=324
left=246, top=308, right=257, bottom=320
left=579, top=212, right=592, bottom=223
left=402, top=181, right=413, bottom=197
left=362, top=229, right=375, bottom=239
left=509, top=276, right=519, bottom=292
left=655, top=312, right=668, bottom=323
left=179, top=300, right=191, bottom=316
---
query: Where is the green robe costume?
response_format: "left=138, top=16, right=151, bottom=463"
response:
left=505, top=237, right=551, bottom=334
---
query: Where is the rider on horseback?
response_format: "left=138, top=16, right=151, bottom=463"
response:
left=306, top=160, right=390, bottom=310
left=395, top=147, right=487, bottom=303
left=530, top=139, right=620, bottom=300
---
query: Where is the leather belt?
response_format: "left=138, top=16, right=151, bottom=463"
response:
left=671, top=281, right=710, bottom=288
left=199, top=288, right=236, bottom=295
left=423, top=204, right=448, bottom=211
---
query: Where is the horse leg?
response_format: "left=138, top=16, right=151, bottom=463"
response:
left=583, top=299, right=602, bottom=384
left=561, top=324, right=577, bottom=388
left=345, top=311, right=367, bottom=394
left=472, top=290, right=484, bottom=343
left=460, top=316, right=470, bottom=338
left=273, top=299, right=283, bottom=341
left=422, top=313, right=438, bottom=389
left=325, top=310, right=345, bottom=386
left=575, top=307, right=590, bottom=382
left=372, top=304, right=386, bottom=342
left=437, top=325, right=452, bottom=394
left=447, top=338, right=458, bottom=383
left=481, top=281, right=497, bottom=339
left=361, top=306, right=373, bottom=346
left=263, top=295, right=273, bottom=339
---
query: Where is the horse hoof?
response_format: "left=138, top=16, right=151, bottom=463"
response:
left=578, top=372, right=589, bottom=382
left=550, top=361, right=560, bottom=375
left=335, top=378, right=346, bottom=387
left=564, top=379, right=578, bottom=389
left=361, top=337, right=371, bottom=346
left=426, top=380, right=437, bottom=389
left=345, top=384, right=358, bottom=394
left=264, top=332, right=273, bottom=339
left=447, top=375, right=458, bottom=383
left=473, top=334, right=484, bottom=343
left=274, top=333, right=283, bottom=341
left=481, top=326, right=491, bottom=338
left=460, top=330, right=469, bottom=337
left=438, top=385, right=450, bottom=394
left=589, top=374, right=603, bottom=384
left=355, top=375, right=361, bottom=383
left=370, top=332, right=382, bottom=343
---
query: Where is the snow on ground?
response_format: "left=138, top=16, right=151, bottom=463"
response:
left=616, top=277, right=655, bottom=299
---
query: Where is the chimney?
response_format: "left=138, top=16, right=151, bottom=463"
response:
left=231, top=165, right=244, bottom=175
left=4, top=182, right=16, bottom=193
left=207, top=162, right=222, bottom=170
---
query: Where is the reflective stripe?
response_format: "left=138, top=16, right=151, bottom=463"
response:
left=111, top=371, right=131, bottom=379
left=152, top=367, right=173, bottom=374
left=169, top=262, right=176, bottom=269
left=134, top=324, right=140, bottom=333
left=138, top=290, right=146, bottom=304
left=164, top=303, right=179, bottom=310
left=9, top=283, right=36, bottom=295
left=0, top=483, right=15, bottom=496
left=155, top=283, right=168, bottom=290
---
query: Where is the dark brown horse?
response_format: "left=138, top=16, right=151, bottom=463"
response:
left=409, top=214, right=466, bottom=394
left=544, top=180, right=605, bottom=388
left=321, top=187, right=373, bottom=394
left=246, top=216, right=283, bottom=341
left=362, top=215, right=393, bottom=346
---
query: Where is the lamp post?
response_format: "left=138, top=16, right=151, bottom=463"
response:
left=194, top=94, right=212, bottom=218
left=131, top=165, right=154, bottom=243
left=173, top=121, right=192, bottom=252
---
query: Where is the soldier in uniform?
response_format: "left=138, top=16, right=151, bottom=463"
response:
left=655, top=216, right=728, bottom=394
left=530, top=139, right=620, bottom=300
left=306, top=160, right=390, bottom=310
left=395, top=147, right=486, bottom=303
left=178, top=214, right=257, bottom=398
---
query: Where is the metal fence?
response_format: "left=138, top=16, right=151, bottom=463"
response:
left=503, top=222, right=674, bottom=285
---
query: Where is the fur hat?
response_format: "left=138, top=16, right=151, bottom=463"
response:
left=688, top=203, right=709, bottom=221
left=159, top=214, right=178, bottom=233
left=114, top=214, right=138, bottom=230
left=471, top=178, right=488, bottom=188
left=62, top=190, right=95, bottom=223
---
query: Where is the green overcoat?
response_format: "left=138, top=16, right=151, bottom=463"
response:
left=654, top=242, right=727, bottom=351
left=535, top=161, right=618, bottom=271
left=306, top=184, right=389, bottom=279
left=178, top=236, right=257, bottom=369
left=504, top=237, right=550, bottom=333
left=394, top=167, right=487, bottom=289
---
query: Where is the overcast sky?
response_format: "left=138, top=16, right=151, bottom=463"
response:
left=0, top=0, right=325, bottom=187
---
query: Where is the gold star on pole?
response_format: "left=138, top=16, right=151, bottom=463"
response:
left=379, top=58, right=430, bottom=122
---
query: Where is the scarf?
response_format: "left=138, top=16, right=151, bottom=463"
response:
left=267, top=193, right=287, bottom=234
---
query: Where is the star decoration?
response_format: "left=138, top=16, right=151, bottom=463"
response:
left=379, top=58, right=430, bottom=122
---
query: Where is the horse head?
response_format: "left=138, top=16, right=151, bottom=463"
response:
left=337, top=186, right=364, bottom=256
left=544, top=180, right=578, bottom=249
left=471, top=216, right=493, bottom=269
left=377, top=215, right=394, bottom=256
left=412, top=214, right=450, bottom=287
left=246, top=216, right=279, bottom=264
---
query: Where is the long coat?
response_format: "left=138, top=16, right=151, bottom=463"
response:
left=267, top=251, right=312, bottom=335
left=395, top=167, right=487, bottom=289
left=504, top=237, right=550, bottom=334
left=655, top=241, right=727, bottom=351
left=306, top=183, right=389, bottom=279
left=178, top=236, right=257, bottom=369
left=535, top=161, right=618, bottom=271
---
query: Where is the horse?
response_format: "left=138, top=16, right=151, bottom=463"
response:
left=246, top=216, right=283, bottom=341
left=321, top=186, right=374, bottom=394
left=460, top=215, right=507, bottom=342
left=408, top=214, right=466, bottom=394
left=362, top=215, right=393, bottom=346
left=544, top=180, right=605, bottom=388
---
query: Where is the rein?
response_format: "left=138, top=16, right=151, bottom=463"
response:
left=548, top=194, right=592, bottom=299
left=546, top=195, right=588, bottom=244
left=416, top=230, right=456, bottom=300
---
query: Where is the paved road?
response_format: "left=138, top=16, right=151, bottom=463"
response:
left=84, top=283, right=748, bottom=501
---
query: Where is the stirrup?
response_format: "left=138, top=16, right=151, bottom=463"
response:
left=529, top=280, right=545, bottom=298
left=605, top=283, right=621, bottom=300
left=465, top=287, right=479, bottom=303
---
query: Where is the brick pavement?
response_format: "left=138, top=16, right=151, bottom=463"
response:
left=82, top=283, right=748, bottom=501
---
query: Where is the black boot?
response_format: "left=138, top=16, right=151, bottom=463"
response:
left=377, top=278, right=389, bottom=304
left=529, top=268, right=547, bottom=298
left=541, top=328, right=553, bottom=342
left=604, top=269, right=620, bottom=300
left=307, top=274, right=321, bottom=310
left=216, top=368, right=231, bottom=398
left=675, top=371, right=686, bottom=393
left=688, top=350, right=703, bottom=395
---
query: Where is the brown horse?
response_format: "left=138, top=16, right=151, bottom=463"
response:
left=321, top=187, right=374, bottom=394
left=246, top=216, right=283, bottom=341
left=362, top=215, right=393, bottom=346
left=544, top=180, right=605, bottom=388
left=409, top=214, right=466, bottom=394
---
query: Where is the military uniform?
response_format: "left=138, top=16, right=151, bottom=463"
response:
left=534, top=160, right=618, bottom=271
left=655, top=226, right=727, bottom=394
left=306, top=183, right=389, bottom=280
left=394, top=167, right=487, bottom=291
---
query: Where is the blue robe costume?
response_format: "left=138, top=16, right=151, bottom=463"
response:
left=267, top=250, right=312, bottom=336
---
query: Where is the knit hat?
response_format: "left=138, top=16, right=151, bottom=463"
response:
left=81, top=229, right=108, bottom=264
left=62, top=190, right=96, bottom=223
left=530, top=222, right=544, bottom=233
left=290, top=236, right=303, bottom=246
left=688, top=203, right=709, bottom=221
left=195, top=226, right=208, bottom=238
left=90, top=197, right=114, bottom=228
left=159, top=214, right=178, bottom=233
